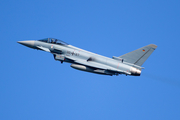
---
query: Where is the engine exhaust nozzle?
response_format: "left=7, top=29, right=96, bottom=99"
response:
left=130, top=67, right=141, bottom=76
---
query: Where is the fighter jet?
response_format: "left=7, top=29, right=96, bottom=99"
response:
left=17, top=38, right=157, bottom=76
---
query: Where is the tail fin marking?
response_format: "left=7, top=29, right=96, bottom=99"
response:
left=118, top=44, right=157, bottom=66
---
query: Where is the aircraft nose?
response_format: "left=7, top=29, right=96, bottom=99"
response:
left=17, top=40, right=35, bottom=48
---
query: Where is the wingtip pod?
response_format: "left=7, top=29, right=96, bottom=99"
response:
left=148, top=44, right=157, bottom=49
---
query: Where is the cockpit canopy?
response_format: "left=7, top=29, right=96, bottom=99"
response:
left=38, top=38, right=69, bottom=45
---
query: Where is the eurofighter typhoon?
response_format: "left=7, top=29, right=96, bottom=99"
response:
left=18, top=38, right=157, bottom=76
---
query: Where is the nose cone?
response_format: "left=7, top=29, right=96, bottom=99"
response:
left=17, top=40, right=35, bottom=48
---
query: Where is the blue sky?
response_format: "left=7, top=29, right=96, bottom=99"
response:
left=0, top=0, right=180, bottom=120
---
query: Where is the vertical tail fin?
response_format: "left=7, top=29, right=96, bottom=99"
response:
left=118, top=44, right=157, bottom=66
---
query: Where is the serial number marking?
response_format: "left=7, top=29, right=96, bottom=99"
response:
left=67, top=51, right=80, bottom=56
